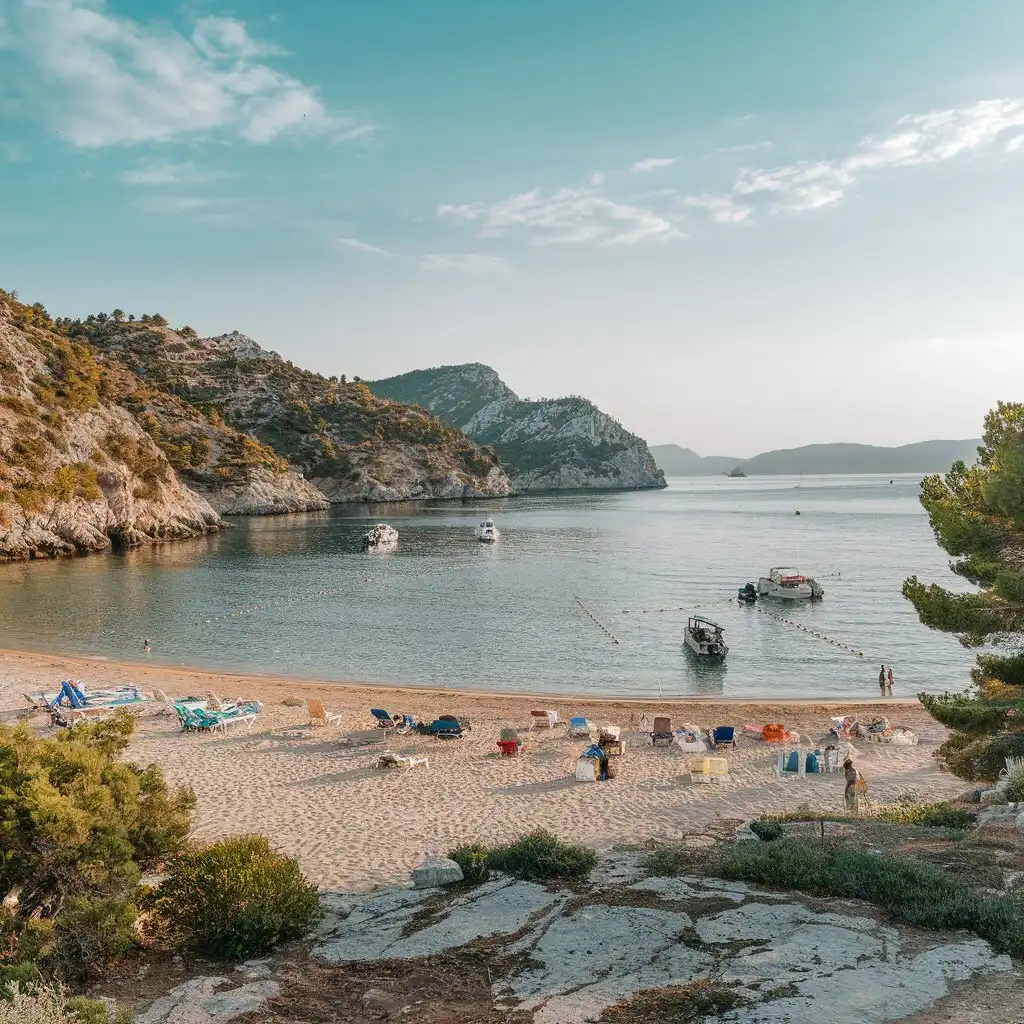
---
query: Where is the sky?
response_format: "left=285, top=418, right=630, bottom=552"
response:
left=1, top=1, right=1023, bottom=456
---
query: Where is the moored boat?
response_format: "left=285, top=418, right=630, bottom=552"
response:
left=476, top=519, right=499, bottom=543
left=683, top=616, right=729, bottom=657
left=737, top=582, right=757, bottom=604
left=757, top=567, right=824, bottom=601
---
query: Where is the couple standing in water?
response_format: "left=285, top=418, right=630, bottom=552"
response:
left=878, top=664, right=894, bottom=696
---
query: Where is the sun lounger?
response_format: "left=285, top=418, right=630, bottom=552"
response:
left=375, top=753, right=429, bottom=770
left=691, top=757, right=729, bottom=783
left=651, top=717, right=674, bottom=748
left=337, top=729, right=387, bottom=750
left=416, top=716, right=465, bottom=739
left=371, top=708, right=413, bottom=733
left=673, top=726, right=706, bottom=753
left=709, top=726, right=736, bottom=749
left=308, top=698, right=342, bottom=727
left=567, top=716, right=595, bottom=738
left=530, top=710, right=559, bottom=730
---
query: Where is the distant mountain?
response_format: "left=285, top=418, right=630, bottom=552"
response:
left=651, top=439, right=981, bottom=476
left=370, top=363, right=666, bottom=492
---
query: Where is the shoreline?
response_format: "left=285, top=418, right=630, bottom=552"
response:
left=0, top=645, right=923, bottom=707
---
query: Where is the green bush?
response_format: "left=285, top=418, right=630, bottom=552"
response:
left=936, top=731, right=1024, bottom=781
left=0, top=711, right=194, bottom=984
left=749, top=820, right=784, bottom=842
left=873, top=802, right=973, bottom=829
left=1004, top=766, right=1024, bottom=802
left=642, top=845, right=694, bottom=878
left=486, top=830, right=597, bottom=882
left=158, top=836, right=321, bottom=960
left=710, top=839, right=1024, bottom=959
left=448, top=843, right=490, bottom=884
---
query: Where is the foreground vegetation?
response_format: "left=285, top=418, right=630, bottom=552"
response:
left=0, top=712, right=319, bottom=988
left=903, top=401, right=1024, bottom=780
left=449, top=829, right=597, bottom=883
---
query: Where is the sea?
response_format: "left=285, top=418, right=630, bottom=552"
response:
left=0, top=474, right=979, bottom=700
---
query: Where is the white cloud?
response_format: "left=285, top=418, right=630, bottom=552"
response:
left=117, top=159, right=230, bottom=185
left=588, top=171, right=606, bottom=186
left=419, top=253, right=508, bottom=273
left=3, top=0, right=371, bottom=147
left=438, top=185, right=683, bottom=246
left=734, top=98, right=1024, bottom=213
left=1007, top=134, right=1024, bottom=153
left=683, top=193, right=753, bottom=224
left=333, top=237, right=391, bottom=256
left=630, top=156, right=677, bottom=174
left=711, top=140, right=773, bottom=155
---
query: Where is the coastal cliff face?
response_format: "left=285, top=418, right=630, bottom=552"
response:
left=82, top=323, right=512, bottom=503
left=370, top=363, right=666, bottom=492
left=0, top=300, right=222, bottom=561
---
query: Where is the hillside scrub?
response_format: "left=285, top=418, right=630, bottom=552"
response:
left=0, top=711, right=194, bottom=983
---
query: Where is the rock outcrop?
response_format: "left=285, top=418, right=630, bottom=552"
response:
left=187, top=464, right=329, bottom=516
left=1, top=300, right=222, bottom=560
left=370, top=363, right=666, bottom=492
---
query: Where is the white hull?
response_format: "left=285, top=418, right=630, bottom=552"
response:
left=363, top=524, right=399, bottom=553
left=475, top=521, right=499, bottom=543
left=757, top=579, right=813, bottom=600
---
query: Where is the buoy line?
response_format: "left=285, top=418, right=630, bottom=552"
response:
left=756, top=605, right=864, bottom=657
left=195, top=584, right=371, bottom=626
left=574, top=596, right=621, bottom=645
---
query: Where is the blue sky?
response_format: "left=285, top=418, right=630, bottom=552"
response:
left=2, top=0, right=1023, bottom=454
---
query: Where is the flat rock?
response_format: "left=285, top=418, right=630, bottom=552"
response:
left=137, top=977, right=280, bottom=1024
left=980, top=789, right=1009, bottom=806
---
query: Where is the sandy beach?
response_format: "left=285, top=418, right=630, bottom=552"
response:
left=0, top=647, right=964, bottom=892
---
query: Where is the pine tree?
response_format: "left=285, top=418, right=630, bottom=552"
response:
left=903, top=401, right=1024, bottom=780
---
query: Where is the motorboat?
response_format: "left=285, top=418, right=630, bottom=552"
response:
left=737, top=582, right=758, bottom=604
left=362, top=523, right=398, bottom=552
left=475, top=518, right=499, bottom=543
left=728, top=466, right=747, bottom=478
left=683, top=616, right=729, bottom=657
left=757, top=567, right=824, bottom=601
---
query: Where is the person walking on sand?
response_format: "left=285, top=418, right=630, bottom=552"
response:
left=878, top=664, right=886, bottom=696
left=844, top=758, right=858, bottom=811
left=886, top=665, right=894, bottom=696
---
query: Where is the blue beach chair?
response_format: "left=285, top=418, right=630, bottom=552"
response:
left=710, top=726, right=736, bottom=749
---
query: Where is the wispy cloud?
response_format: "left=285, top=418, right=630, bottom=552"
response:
left=587, top=171, right=606, bottom=186
left=711, top=140, right=773, bottom=155
left=117, top=159, right=231, bottom=186
left=419, top=253, right=508, bottom=273
left=438, top=185, right=683, bottom=246
left=682, top=193, right=753, bottom=224
left=2, top=0, right=373, bottom=147
left=711, top=98, right=1024, bottom=216
left=332, top=236, right=392, bottom=256
left=630, top=156, right=677, bottom=174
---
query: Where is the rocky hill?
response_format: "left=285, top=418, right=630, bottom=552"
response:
left=651, top=440, right=982, bottom=476
left=0, top=295, right=223, bottom=560
left=370, top=363, right=666, bottom=492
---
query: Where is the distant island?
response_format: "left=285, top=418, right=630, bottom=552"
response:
left=651, top=439, right=981, bottom=476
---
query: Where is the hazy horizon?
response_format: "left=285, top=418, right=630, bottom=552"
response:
left=1, top=0, right=1021, bottom=453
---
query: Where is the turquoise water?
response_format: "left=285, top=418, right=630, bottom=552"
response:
left=0, top=475, right=977, bottom=698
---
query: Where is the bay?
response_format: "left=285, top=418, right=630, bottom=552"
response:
left=0, top=474, right=977, bottom=699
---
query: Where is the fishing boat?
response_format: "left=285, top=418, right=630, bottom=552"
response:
left=475, top=519, right=499, bottom=543
left=757, top=567, right=824, bottom=601
left=728, top=466, right=747, bottom=478
left=683, top=616, right=729, bottom=657
left=362, top=524, right=398, bottom=552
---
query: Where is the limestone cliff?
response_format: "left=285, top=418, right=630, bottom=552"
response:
left=370, top=363, right=666, bottom=492
left=0, top=298, right=222, bottom=561
left=83, top=324, right=511, bottom=503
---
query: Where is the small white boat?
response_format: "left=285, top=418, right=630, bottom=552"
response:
left=362, top=523, right=398, bottom=552
left=683, top=616, right=728, bottom=657
left=475, top=519, right=499, bottom=543
left=757, top=567, right=824, bottom=601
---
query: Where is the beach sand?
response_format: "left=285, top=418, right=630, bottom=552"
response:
left=0, top=647, right=964, bottom=892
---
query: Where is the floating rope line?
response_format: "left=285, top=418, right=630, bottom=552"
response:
left=574, top=596, right=621, bottom=645
left=195, top=584, right=369, bottom=626
left=756, top=605, right=864, bottom=657
left=619, top=606, right=688, bottom=615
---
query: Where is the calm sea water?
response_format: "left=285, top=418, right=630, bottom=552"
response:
left=0, top=475, right=978, bottom=699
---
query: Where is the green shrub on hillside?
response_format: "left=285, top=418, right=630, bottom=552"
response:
left=0, top=711, right=194, bottom=983
left=448, top=843, right=490, bottom=884
left=157, top=836, right=321, bottom=960
left=486, top=830, right=597, bottom=882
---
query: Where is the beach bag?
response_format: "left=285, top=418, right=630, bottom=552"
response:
left=575, top=757, right=599, bottom=782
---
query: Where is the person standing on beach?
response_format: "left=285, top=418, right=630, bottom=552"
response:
left=878, top=664, right=886, bottom=696
left=844, top=758, right=858, bottom=811
left=886, top=666, right=894, bottom=696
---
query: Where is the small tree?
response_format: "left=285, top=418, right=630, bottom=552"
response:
left=903, top=401, right=1024, bottom=780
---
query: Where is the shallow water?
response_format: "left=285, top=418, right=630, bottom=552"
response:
left=0, top=474, right=977, bottom=698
